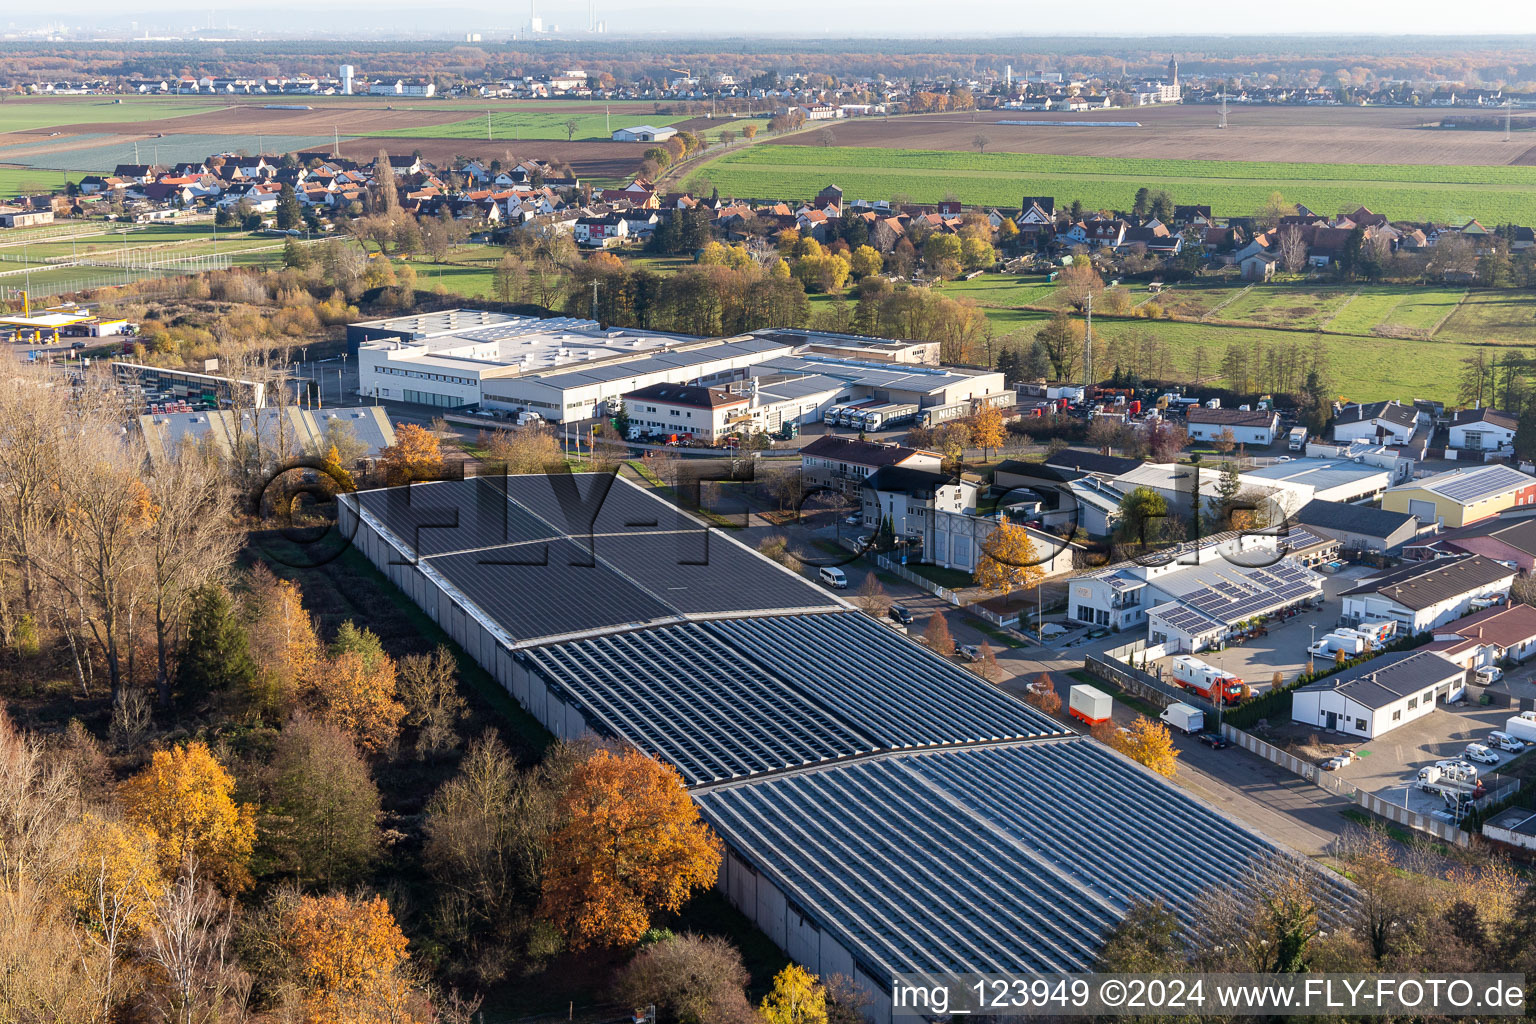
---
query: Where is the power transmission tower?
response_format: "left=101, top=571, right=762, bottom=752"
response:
left=1219, top=92, right=1228, bottom=129
left=1506, top=98, right=1513, bottom=143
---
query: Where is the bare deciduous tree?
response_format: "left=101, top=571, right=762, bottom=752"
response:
left=1278, top=225, right=1308, bottom=273
left=142, top=859, right=249, bottom=1024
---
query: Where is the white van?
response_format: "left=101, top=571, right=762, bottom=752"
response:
left=1489, top=730, right=1526, bottom=753
left=818, top=566, right=848, bottom=589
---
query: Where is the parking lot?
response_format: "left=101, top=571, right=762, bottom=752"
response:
left=1325, top=701, right=1522, bottom=816
left=1148, top=564, right=1377, bottom=695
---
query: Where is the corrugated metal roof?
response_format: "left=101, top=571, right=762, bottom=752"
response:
left=696, top=739, right=1353, bottom=979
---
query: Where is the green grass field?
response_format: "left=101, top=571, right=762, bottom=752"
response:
left=366, top=110, right=693, bottom=142
left=0, top=167, right=82, bottom=196
left=0, top=97, right=222, bottom=133
left=684, top=145, right=1536, bottom=224
left=925, top=274, right=1536, bottom=402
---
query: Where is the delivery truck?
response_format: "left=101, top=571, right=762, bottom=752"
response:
left=1069, top=684, right=1113, bottom=726
left=1504, top=711, right=1536, bottom=744
left=1288, top=426, right=1308, bottom=451
left=1169, top=655, right=1247, bottom=705
left=1160, top=702, right=1205, bottom=735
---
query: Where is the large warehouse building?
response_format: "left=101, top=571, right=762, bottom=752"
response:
left=339, top=475, right=1348, bottom=1020
left=350, top=310, right=1007, bottom=426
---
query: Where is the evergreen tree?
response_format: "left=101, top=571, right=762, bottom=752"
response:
left=1209, top=461, right=1242, bottom=531
left=276, top=183, right=303, bottom=230
left=1513, top=397, right=1536, bottom=464
left=178, top=585, right=258, bottom=702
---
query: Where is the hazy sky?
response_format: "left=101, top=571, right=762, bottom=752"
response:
left=12, top=0, right=1536, bottom=36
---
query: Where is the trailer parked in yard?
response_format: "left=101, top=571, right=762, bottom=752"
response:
left=1169, top=655, right=1247, bottom=705
left=917, top=401, right=971, bottom=428
left=1069, top=684, right=1112, bottom=726
left=1288, top=426, right=1308, bottom=451
left=1160, top=702, right=1205, bottom=735
left=1309, top=632, right=1366, bottom=659
left=857, top=402, right=919, bottom=432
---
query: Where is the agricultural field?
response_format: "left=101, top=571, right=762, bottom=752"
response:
left=0, top=97, right=223, bottom=133
left=1213, top=285, right=1358, bottom=330
left=366, top=109, right=693, bottom=142
left=1437, top=289, right=1536, bottom=345
left=1319, top=285, right=1466, bottom=336
left=684, top=145, right=1536, bottom=224
left=924, top=274, right=1536, bottom=402
left=0, top=166, right=81, bottom=196
left=797, top=104, right=1536, bottom=167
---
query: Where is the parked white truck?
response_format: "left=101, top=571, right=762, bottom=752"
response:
left=1288, top=426, right=1308, bottom=451
left=1505, top=711, right=1536, bottom=744
left=1160, top=702, right=1205, bottom=735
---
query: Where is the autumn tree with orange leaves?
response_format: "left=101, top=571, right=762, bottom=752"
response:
left=380, top=423, right=443, bottom=485
left=121, top=741, right=258, bottom=893
left=280, top=892, right=428, bottom=1024
left=540, top=748, right=721, bottom=948
left=310, top=621, right=406, bottom=753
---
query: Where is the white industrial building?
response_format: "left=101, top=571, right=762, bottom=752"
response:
left=1240, top=457, right=1396, bottom=507
left=338, top=474, right=1350, bottom=1023
left=351, top=311, right=1002, bottom=425
left=1339, top=554, right=1516, bottom=634
left=624, top=375, right=847, bottom=441
left=1184, top=407, right=1280, bottom=446
left=1448, top=408, right=1518, bottom=455
left=1290, top=650, right=1466, bottom=739
left=1068, top=530, right=1327, bottom=650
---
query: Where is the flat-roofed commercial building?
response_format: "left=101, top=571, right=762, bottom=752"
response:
left=339, top=474, right=1350, bottom=1021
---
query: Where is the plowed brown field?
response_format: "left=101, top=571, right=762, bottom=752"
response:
left=782, top=105, right=1533, bottom=166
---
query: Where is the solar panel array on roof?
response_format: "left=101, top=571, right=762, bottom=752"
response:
left=702, top=614, right=1058, bottom=747
left=1149, top=602, right=1224, bottom=636
left=521, top=613, right=1063, bottom=784
left=348, top=475, right=840, bottom=644
left=1178, top=560, right=1323, bottom=625
left=1426, top=465, right=1533, bottom=504
left=696, top=739, right=1352, bottom=978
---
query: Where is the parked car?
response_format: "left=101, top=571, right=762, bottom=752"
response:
left=844, top=514, right=862, bottom=526
left=1197, top=732, right=1230, bottom=749
left=1475, top=665, right=1504, bottom=685
left=1436, top=759, right=1478, bottom=777
left=1465, top=743, right=1500, bottom=765
left=888, top=605, right=914, bottom=626
left=957, top=643, right=982, bottom=662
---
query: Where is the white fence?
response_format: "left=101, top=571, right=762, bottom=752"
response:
left=1219, top=724, right=1518, bottom=847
